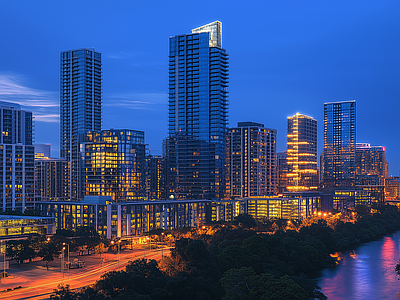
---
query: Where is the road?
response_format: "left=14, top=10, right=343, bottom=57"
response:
left=1, top=248, right=166, bottom=300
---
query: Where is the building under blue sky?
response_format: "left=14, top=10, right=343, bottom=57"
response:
left=0, top=1, right=399, bottom=175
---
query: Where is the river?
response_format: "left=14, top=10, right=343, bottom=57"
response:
left=318, top=230, right=400, bottom=299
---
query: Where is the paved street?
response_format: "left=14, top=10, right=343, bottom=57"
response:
left=0, top=246, right=166, bottom=299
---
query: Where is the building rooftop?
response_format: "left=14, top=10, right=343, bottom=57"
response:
left=191, top=21, right=222, bottom=48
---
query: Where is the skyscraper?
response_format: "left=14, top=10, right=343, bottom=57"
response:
left=83, top=129, right=145, bottom=202
left=286, top=113, right=318, bottom=191
left=165, top=21, right=228, bottom=200
left=0, top=101, right=34, bottom=211
left=227, top=122, right=276, bottom=198
left=355, top=143, right=388, bottom=186
left=60, top=48, right=102, bottom=200
left=145, top=155, right=166, bottom=200
left=322, top=100, right=356, bottom=188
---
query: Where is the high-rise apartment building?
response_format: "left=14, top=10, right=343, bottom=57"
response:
left=35, top=158, right=69, bottom=202
left=82, top=129, right=145, bottom=202
left=385, top=176, right=400, bottom=200
left=227, top=122, right=276, bottom=198
left=165, top=21, right=228, bottom=200
left=286, top=113, right=318, bottom=191
left=355, top=143, right=388, bottom=186
left=145, top=155, right=166, bottom=200
left=60, top=48, right=102, bottom=200
left=276, top=152, right=288, bottom=193
left=322, top=100, right=356, bottom=188
left=0, top=101, right=34, bottom=211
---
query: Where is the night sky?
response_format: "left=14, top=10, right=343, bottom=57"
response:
left=0, top=1, right=399, bottom=175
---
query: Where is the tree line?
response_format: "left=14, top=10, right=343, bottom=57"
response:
left=5, top=226, right=107, bottom=270
left=48, top=204, right=400, bottom=299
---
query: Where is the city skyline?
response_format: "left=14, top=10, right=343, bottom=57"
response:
left=0, top=1, right=399, bottom=175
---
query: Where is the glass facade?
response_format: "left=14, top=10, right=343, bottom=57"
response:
left=38, top=199, right=209, bottom=239
left=83, top=129, right=145, bottom=202
left=332, top=188, right=383, bottom=210
left=246, top=195, right=319, bottom=220
left=0, top=215, right=55, bottom=239
left=227, top=122, right=276, bottom=197
left=286, top=114, right=318, bottom=191
left=0, top=102, right=34, bottom=212
left=322, top=101, right=356, bottom=188
left=60, top=49, right=102, bottom=201
left=166, top=21, right=228, bottom=200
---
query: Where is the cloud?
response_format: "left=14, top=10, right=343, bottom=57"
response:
left=104, top=92, right=166, bottom=110
left=0, top=73, right=59, bottom=123
left=107, top=51, right=139, bottom=59
left=34, top=114, right=59, bottom=123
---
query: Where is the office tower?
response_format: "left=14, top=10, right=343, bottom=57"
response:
left=0, top=101, right=34, bottom=212
left=276, top=152, right=288, bottom=193
left=145, top=155, right=166, bottom=200
left=35, top=158, right=69, bottom=202
left=165, top=21, right=228, bottom=200
left=60, top=48, right=102, bottom=201
left=227, top=122, right=276, bottom=198
left=286, top=113, right=318, bottom=191
left=355, top=143, right=388, bottom=186
left=322, top=100, right=356, bottom=188
left=83, top=129, right=145, bottom=202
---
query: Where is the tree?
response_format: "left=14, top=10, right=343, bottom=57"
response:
left=233, top=214, right=257, bottom=228
left=6, top=239, right=36, bottom=266
left=50, top=284, right=77, bottom=300
left=220, top=267, right=309, bottom=300
left=395, top=258, right=400, bottom=280
left=38, top=240, right=61, bottom=270
left=95, top=242, right=105, bottom=259
left=75, top=226, right=102, bottom=255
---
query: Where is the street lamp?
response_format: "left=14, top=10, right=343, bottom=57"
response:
left=111, top=240, right=115, bottom=262
left=145, top=237, right=149, bottom=258
left=117, top=240, right=121, bottom=265
left=161, top=232, right=164, bottom=258
left=2, top=241, right=6, bottom=282
left=61, top=247, right=65, bottom=281
left=63, top=243, right=70, bottom=274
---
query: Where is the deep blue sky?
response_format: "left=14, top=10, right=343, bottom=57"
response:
left=0, top=1, right=399, bottom=175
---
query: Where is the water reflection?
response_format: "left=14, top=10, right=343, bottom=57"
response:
left=318, top=231, right=400, bottom=299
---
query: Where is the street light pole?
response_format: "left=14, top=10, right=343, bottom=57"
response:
left=63, top=243, right=70, bottom=274
left=117, top=240, right=121, bottom=265
left=61, top=247, right=65, bottom=282
left=161, top=232, right=164, bottom=259
left=3, top=241, right=6, bottom=282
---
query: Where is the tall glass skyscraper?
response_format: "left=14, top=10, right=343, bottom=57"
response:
left=60, top=48, right=102, bottom=200
left=322, top=100, right=356, bottom=188
left=286, top=113, right=318, bottom=191
left=165, top=21, right=229, bottom=200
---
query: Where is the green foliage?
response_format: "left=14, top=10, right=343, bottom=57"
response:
left=220, top=267, right=309, bottom=300
left=50, top=284, right=77, bottom=300
left=49, top=205, right=400, bottom=300
left=6, top=239, right=36, bottom=266
left=37, top=238, right=61, bottom=270
left=233, top=214, right=257, bottom=228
